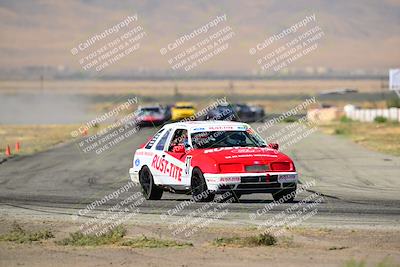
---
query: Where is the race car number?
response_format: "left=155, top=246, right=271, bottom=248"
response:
left=278, top=174, right=298, bottom=183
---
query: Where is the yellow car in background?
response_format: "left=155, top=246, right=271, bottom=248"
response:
left=171, top=102, right=196, bottom=121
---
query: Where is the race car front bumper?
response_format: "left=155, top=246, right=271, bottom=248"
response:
left=204, top=172, right=298, bottom=194
left=129, top=168, right=139, bottom=184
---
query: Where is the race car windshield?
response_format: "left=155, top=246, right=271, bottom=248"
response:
left=191, top=130, right=266, bottom=149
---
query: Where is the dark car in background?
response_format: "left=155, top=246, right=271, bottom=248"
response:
left=135, top=106, right=167, bottom=126
left=205, top=103, right=265, bottom=122
left=233, top=103, right=265, bottom=123
left=206, top=104, right=237, bottom=121
left=233, top=103, right=254, bottom=122
left=249, top=104, right=265, bottom=122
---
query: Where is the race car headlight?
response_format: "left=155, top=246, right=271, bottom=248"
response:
left=219, top=163, right=243, bottom=173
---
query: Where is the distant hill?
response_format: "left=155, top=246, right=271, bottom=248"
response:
left=0, top=0, right=399, bottom=75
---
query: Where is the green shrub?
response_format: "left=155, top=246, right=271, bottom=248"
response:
left=340, top=116, right=353, bottom=123
left=374, top=116, right=387, bottom=123
left=283, top=116, right=298, bottom=123
left=334, top=128, right=347, bottom=135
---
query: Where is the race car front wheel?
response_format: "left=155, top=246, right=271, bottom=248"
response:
left=272, top=188, right=296, bottom=203
left=191, top=168, right=215, bottom=202
left=139, top=166, right=163, bottom=200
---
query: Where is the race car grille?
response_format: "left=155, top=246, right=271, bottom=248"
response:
left=282, top=182, right=296, bottom=188
left=237, top=183, right=280, bottom=189
left=241, top=175, right=278, bottom=183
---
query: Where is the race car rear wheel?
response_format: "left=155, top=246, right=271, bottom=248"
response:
left=191, top=168, right=215, bottom=202
left=272, top=188, right=296, bottom=203
left=139, top=166, right=163, bottom=200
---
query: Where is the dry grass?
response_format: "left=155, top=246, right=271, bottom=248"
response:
left=0, top=124, right=80, bottom=155
left=319, top=120, right=400, bottom=156
left=57, top=225, right=192, bottom=248
left=0, top=222, right=54, bottom=244
left=212, top=233, right=277, bottom=247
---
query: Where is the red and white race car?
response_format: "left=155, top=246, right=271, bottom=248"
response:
left=129, top=121, right=298, bottom=202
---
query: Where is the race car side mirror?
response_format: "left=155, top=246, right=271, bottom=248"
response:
left=268, top=143, right=279, bottom=150
left=184, top=142, right=192, bottom=150
left=172, top=145, right=186, bottom=153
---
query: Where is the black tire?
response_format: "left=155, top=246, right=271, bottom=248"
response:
left=272, top=188, right=296, bottom=203
left=191, top=168, right=215, bottom=202
left=139, top=166, right=163, bottom=200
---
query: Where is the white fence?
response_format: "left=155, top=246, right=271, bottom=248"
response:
left=344, top=105, right=400, bottom=122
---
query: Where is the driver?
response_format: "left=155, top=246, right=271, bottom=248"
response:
left=169, top=130, right=188, bottom=151
left=225, top=132, right=246, bottom=146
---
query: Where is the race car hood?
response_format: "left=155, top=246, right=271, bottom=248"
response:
left=197, top=147, right=291, bottom=164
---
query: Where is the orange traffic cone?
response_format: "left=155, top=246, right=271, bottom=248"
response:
left=15, top=142, right=20, bottom=153
left=5, top=145, right=11, bottom=156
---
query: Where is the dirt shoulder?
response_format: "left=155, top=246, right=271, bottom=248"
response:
left=0, top=216, right=399, bottom=267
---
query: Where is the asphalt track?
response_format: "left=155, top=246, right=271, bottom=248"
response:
left=0, top=123, right=399, bottom=227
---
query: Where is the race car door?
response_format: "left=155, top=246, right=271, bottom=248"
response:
left=150, top=128, right=172, bottom=185
left=163, top=128, right=191, bottom=187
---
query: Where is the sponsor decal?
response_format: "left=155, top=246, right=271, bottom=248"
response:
left=220, top=177, right=241, bottom=183
left=278, top=174, right=298, bottom=183
left=151, top=154, right=183, bottom=181
left=134, top=159, right=140, bottom=166
left=193, top=127, right=205, bottom=131
left=136, top=150, right=154, bottom=156
left=208, top=126, right=234, bottom=130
